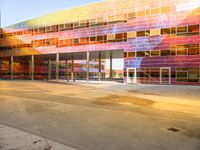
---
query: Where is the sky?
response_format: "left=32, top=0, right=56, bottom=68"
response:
left=0, top=0, right=102, bottom=27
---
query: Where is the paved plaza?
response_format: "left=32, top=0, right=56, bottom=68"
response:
left=0, top=81, right=199, bottom=150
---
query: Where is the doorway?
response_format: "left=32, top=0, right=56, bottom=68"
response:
left=127, top=68, right=136, bottom=83
left=160, top=67, right=171, bottom=84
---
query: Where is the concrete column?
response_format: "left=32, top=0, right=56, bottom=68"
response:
left=86, top=51, right=90, bottom=82
left=71, top=55, right=74, bottom=81
left=29, top=60, right=31, bottom=79
left=56, top=53, right=59, bottom=81
left=98, top=51, right=102, bottom=81
left=31, top=55, right=34, bottom=80
left=0, top=58, right=2, bottom=79
left=65, top=60, right=68, bottom=81
left=10, top=56, right=14, bottom=80
left=48, top=59, right=51, bottom=80
left=110, top=51, right=113, bottom=80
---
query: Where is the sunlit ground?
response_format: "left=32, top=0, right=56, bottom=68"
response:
left=0, top=80, right=199, bottom=150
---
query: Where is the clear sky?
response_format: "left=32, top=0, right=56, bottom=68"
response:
left=0, top=0, right=102, bottom=27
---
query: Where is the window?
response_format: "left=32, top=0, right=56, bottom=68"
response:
left=96, top=17, right=105, bottom=26
left=161, top=28, right=170, bottom=34
left=145, top=51, right=150, bottom=56
left=150, top=29, right=160, bottom=36
left=128, top=52, right=135, bottom=58
left=32, top=41, right=38, bottom=47
left=45, top=39, right=51, bottom=46
left=107, top=34, right=115, bottom=42
left=128, top=12, right=136, bottom=19
left=170, top=48, right=176, bottom=56
left=85, top=20, right=89, bottom=27
left=89, top=19, right=96, bottom=26
left=90, top=36, right=96, bottom=43
left=115, top=33, right=124, bottom=42
left=136, top=51, right=145, bottom=57
left=59, top=24, right=65, bottom=30
left=73, top=38, right=79, bottom=45
left=58, top=39, right=65, bottom=47
left=171, top=27, right=176, bottom=34
left=108, top=16, right=115, bottom=22
left=146, top=10, right=150, bottom=16
left=176, top=45, right=188, bottom=55
left=137, top=10, right=146, bottom=17
left=188, top=44, right=199, bottom=55
left=150, top=68, right=160, bottom=78
left=151, top=8, right=160, bottom=15
left=16, top=31, right=22, bottom=35
left=137, top=31, right=145, bottom=37
left=90, top=18, right=105, bottom=27
left=161, top=6, right=171, bottom=13
left=65, top=39, right=73, bottom=46
left=51, top=25, right=58, bottom=32
left=97, top=36, right=104, bottom=43
left=80, top=20, right=86, bottom=28
left=151, top=50, right=160, bottom=56
left=176, top=48, right=187, bottom=55
left=80, top=37, right=86, bottom=44
left=67, top=23, right=73, bottom=30
left=161, top=50, right=170, bottom=56
left=44, top=38, right=57, bottom=46
left=32, top=28, right=38, bottom=35
left=177, top=72, right=188, bottom=78
left=177, top=26, right=188, bottom=36
left=116, top=14, right=126, bottom=22
left=188, top=24, right=199, bottom=35
left=145, top=30, right=150, bottom=36
left=45, top=26, right=58, bottom=33
left=124, top=52, right=127, bottom=58
left=39, top=27, right=45, bottom=33
left=137, top=69, right=145, bottom=78
left=115, top=33, right=123, bottom=39
left=74, top=22, right=80, bottom=29
left=127, top=31, right=136, bottom=38
left=176, top=68, right=199, bottom=82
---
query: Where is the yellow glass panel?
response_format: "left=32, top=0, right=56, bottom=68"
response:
left=116, top=14, right=125, bottom=21
left=108, top=16, right=115, bottom=22
left=128, top=12, right=136, bottom=19
left=107, top=34, right=115, bottom=40
left=146, top=10, right=150, bottom=16
left=137, top=10, right=146, bottom=17
left=150, top=29, right=161, bottom=36
left=127, top=31, right=136, bottom=38
left=151, top=8, right=160, bottom=15
left=161, top=6, right=171, bottom=13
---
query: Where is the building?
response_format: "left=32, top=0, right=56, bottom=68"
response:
left=0, top=0, right=200, bottom=85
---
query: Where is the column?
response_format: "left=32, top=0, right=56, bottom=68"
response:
left=31, top=55, right=34, bottom=80
left=98, top=51, right=102, bottom=81
left=110, top=51, right=113, bottom=81
left=65, top=60, right=68, bottom=81
left=86, top=51, right=90, bottom=82
left=0, top=58, right=2, bottom=79
left=71, top=55, right=74, bottom=81
left=48, top=59, right=51, bottom=80
left=56, top=53, right=59, bottom=81
left=10, top=56, right=13, bottom=80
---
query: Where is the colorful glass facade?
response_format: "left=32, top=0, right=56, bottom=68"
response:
left=0, top=0, right=200, bottom=84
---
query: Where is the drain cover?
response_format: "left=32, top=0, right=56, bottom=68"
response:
left=167, top=127, right=180, bottom=132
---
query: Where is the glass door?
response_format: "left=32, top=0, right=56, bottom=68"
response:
left=127, top=68, right=136, bottom=83
left=160, top=67, right=171, bottom=84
